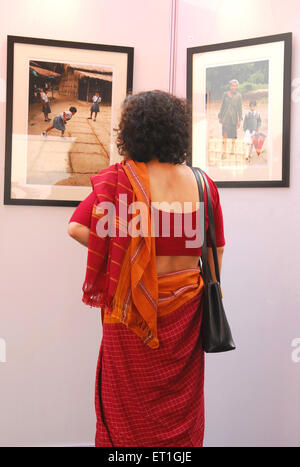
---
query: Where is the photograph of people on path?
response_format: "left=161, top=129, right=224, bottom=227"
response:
left=27, top=60, right=113, bottom=187
left=205, top=60, right=269, bottom=167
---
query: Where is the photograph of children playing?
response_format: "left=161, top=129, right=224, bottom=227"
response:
left=27, top=60, right=113, bottom=186
left=205, top=60, right=269, bottom=167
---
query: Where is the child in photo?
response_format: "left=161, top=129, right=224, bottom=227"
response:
left=41, top=88, right=51, bottom=122
left=243, top=100, right=262, bottom=160
left=88, top=91, right=102, bottom=122
left=42, top=106, right=77, bottom=138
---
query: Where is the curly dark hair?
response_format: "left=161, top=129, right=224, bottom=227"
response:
left=117, top=90, right=190, bottom=164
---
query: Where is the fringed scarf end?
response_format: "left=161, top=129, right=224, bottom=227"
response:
left=82, top=283, right=107, bottom=309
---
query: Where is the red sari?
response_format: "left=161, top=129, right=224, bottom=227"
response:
left=95, top=269, right=205, bottom=447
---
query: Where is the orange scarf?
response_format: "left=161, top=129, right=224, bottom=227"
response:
left=107, top=160, right=159, bottom=349
left=81, top=162, right=133, bottom=316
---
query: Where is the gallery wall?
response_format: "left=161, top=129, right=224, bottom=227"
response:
left=0, top=0, right=172, bottom=447
left=1, top=0, right=299, bottom=448
left=175, top=0, right=300, bottom=447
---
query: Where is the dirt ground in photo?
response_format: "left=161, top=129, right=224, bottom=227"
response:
left=27, top=91, right=112, bottom=186
left=206, top=99, right=268, bottom=166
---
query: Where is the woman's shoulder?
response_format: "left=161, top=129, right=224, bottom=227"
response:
left=91, top=162, right=128, bottom=189
left=95, top=162, right=122, bottom=177
left=199, top=170, right=221, bottom=204
left=90, top=163, right=119, bottom=187
left=199, top=169, right=216, bottom=186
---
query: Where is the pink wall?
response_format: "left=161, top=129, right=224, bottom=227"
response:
left=175, top=0, right=300, bottom=447
left=0, top=0, right=172, bottom=446
left=1, top=0, right=299, bottom=447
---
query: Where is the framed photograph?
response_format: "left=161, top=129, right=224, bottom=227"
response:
left=4, top=35, right=134, bottom=206
left=187, top=33, right=292, bottom=187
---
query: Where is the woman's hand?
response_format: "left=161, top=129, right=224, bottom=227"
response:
left=68, top=222, right=90, bottom=247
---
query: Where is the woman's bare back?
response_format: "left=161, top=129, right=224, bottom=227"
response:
left=146, top=158, right=204, bottom=274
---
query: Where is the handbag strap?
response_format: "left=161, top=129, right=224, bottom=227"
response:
left=191, top=167, right=221, bottom=284
left=191, top=167, right=211, bottom=284
left=198, top=169, right=221, bottom=284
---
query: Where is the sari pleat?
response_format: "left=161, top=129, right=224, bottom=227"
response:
left=95, top=267, right=205, bottom=447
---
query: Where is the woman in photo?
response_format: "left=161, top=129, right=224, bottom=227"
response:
left=68, top=91, right=226, bottom=447
left=218, top=79, right=243, bottom=158
left=218, top=79, right=243, bottom=138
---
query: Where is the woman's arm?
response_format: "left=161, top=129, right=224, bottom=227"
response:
left=67, top=191, right=96, bottom=247
left=218, top=93, right=226, bottom=121
left=204, top=174, right=225, bottom=282
left=68, top=222, right=90, bottom=247
left=207, top=246, right=224, bottom=282
left=238, top=94, right=243, bottom=121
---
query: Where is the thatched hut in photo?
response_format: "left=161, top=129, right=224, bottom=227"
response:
left=59, top=64, right=112, bottom=104
left=29, top=61, right=61, bottom=102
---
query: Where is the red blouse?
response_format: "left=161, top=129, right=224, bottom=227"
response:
left=69, top=173, right=225, bottom=256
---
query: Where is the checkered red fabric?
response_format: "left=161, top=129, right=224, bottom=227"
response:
left=95, top=292, right=205, bottom=447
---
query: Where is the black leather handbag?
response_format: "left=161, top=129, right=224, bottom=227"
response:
left=191, top=167, right=236, bottom=353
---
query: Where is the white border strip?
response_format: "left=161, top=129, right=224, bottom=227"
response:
left=169, top=0, right=178, bottom=94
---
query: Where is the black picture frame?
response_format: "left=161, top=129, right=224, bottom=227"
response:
left=187, top=32, right=292, bottom=188
left=4, top=35, right=134, bottom=206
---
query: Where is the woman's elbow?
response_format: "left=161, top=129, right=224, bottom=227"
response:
left=217, top=246, right=225, bottom=259
left=68, top=222, right=79, bottom=238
